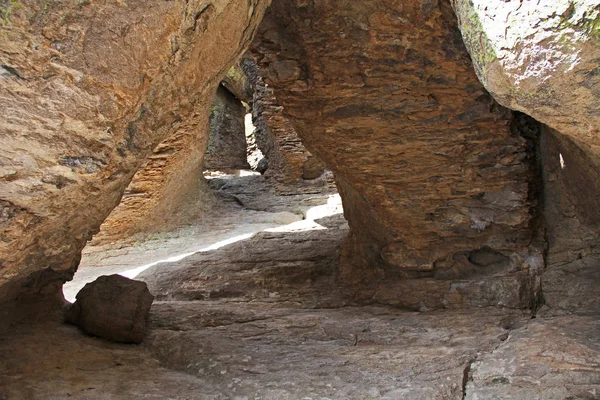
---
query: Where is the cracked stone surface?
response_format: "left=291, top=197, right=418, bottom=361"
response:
left=465, top=315, right=600, bottom=400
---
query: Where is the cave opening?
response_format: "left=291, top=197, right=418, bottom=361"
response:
left=63, top=58, right=345, bottom=306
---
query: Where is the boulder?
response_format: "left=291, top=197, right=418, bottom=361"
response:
left=66, top=275, right=154, bottom=343
left=452, top=0, right=600, bottom=149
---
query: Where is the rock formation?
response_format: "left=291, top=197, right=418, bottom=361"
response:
left=452, top=0, right=600, bottom=151
left=251, top=0, right=540, bottom=289
left=450, top=0, right=600, bottom=315
left=538, top=126, right=600, bottom=315
left=0, top=0, right=599, bottom=398
left=203, top=85, right=250, bottom=171
left=66, top=274, right=154, bottom=343
left=0, top=0, right=271, bottom=305
left=241, top=57, right=327, bottom=189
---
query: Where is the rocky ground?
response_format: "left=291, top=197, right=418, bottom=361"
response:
left=1, top=172, right=599, bottom=399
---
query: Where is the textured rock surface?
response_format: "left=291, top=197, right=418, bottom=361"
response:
left=64, top=171, right=336, bottom=302
left=242, top=57, right=327, bottom=189
left=146, top=304, right=529, bottom=400
left=539, top=127, right=600, bottom=315
left=0, top=0, right=270, bottom=303
left=66, top=274, right=154, bottom=343
left=465, top=315, right=600, bottom=400
left=221, top=62, right=253, bottom=103
left=3, top=169, right=599, bottom=398
left=132, top=173, right=537, bottom=311
left=203, top=85, right=250, bottom=170
left=0, top=321, right=211, bottom=399
left=452, top=0, right=600, bottom=154
left=251, top=1, right=539, bottom=283
left=138, top=221, right=348, bottom=307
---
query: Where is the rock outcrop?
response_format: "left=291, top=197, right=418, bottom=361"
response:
left=0, top=0, right=271, bottom=304
left=203, top=85, right=250, bottom=171
left=539, top=126, right=600, bottom=315
left=251, top=1, right=540, bottom=286
left=451, top=0, right=600, bottom=316
left=241, top=57, right=327, bottom=189
left=66, top=274, right=154, bottom=343
left=452, top=0, right=600, bottom=157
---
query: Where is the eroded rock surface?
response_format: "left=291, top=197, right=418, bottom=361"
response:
left=242, top=57, right=327, bottom=189
left=251, top=0, right=539, bottom=285
left=3, top=170, right=599, bottom=399
left=539, top=127, right=600, bottom=315
left=131, top=172, right=536, bottom=311
left=465, top=315, right=600, bottom=400
left=204, top=85, right=250, bottom=171
left=146, top=304, right=529, bottom=400
left=0, top=0, right=271, bottom=303
left=66, top=275, right=154, bottom=343
left=0, top=322, right=211, bottom=400
left=452, top=0, right=600, bottom=153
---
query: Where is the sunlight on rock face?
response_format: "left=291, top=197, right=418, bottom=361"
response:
left=63, top=186, right=344, bottom=302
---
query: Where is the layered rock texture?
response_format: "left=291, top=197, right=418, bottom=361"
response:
left=1, top=1, right=600, bottom=398
left=251, top=1, right=540, bottom=287
left=0, top=0, right=270, bottom=304
left=539, top=127, right=600, bottom=315
left=451, top=0, right=600, bottom=315
left=242, top=57, right=327, bottom=189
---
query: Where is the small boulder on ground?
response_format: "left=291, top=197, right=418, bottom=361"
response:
left=66, top=274, right=154, bottom=344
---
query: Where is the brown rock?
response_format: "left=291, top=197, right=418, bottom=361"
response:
left=0, top=0, right=271, bottom=302
left=251, top=1, right=538, bottom=282
left=539, top=126, right=600, bottom=315
left=242, top=57, right=327, bottom=190
left=66, top=275, right=154, bottom=343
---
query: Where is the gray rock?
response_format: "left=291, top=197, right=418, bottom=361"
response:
left=452, top=0, right=600, bottom=149
left=66, top=275, right=154, bottom=343
left=255, top=156, right=269, bottom=174
left=204, top=85, right=250, bottom=171
left=466, top=316, right=600, bottom=400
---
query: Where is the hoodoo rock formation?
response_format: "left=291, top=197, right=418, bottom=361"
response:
left=242, top=57, right=327, bottom=189
left=1, top=0, right=600, bottom=398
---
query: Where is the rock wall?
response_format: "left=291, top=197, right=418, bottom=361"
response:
left=539, top=127, right=600, bottom=315
left=251, top=0, right=539, bottom=287
left=204, top=85, right=250, bottom=171
left=451, top=0, right=600, bottom=314
left=87, top=117, right=218, bottom=245
left=241, top=57, right=327, bottom=189
left=0, top=0, right=270, bottom=305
